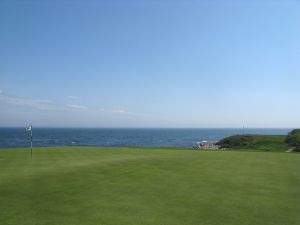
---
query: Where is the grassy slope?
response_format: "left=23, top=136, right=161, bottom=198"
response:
left=251, top=135, right=288, bottom=151
left=0, top=147, right=299, bottom=225
left=218, top=135, right=288, bottom=152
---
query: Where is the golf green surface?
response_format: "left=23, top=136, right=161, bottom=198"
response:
left=0, top=147, right=299, bottom=225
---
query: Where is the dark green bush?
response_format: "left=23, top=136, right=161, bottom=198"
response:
left=285, top=129, right=300, bottom=148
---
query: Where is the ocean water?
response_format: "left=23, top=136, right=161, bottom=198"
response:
left=0, top=128, right=291, bottom=148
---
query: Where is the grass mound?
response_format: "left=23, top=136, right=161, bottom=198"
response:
left=0, top=147, right=300, bottom=225
left=216, top=135, right=288, bottom=152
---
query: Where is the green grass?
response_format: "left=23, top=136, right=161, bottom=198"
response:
left=0, top=147, right=299, bottom=225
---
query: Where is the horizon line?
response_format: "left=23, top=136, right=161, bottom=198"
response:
left=0, top=126, right=296, bottom=129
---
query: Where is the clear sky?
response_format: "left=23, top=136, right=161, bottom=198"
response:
left=0, top=0, right=299, bottom=128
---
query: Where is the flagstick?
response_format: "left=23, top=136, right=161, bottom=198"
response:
left=30, top=128, right=33, bottom=158
left=26, top=125, right=33, bottom=158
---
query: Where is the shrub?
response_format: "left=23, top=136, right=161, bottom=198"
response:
left=285, top=129, right=300, bottom=148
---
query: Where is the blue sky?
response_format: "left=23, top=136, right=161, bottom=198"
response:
left=0, top=0, right=299, bottom=128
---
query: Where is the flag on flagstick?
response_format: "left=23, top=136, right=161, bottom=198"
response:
left=26, top=125, right=32, bottom=132
left=26, top=125, right=33, bottom=158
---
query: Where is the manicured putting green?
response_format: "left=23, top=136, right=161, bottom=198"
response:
left=0, top=147, right=299, bottom=225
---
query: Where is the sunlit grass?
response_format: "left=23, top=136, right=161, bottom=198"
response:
left=0, top=147, right=299, bottom=225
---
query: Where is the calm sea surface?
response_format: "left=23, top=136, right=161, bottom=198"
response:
left=0, top=128, right=291, bottom=148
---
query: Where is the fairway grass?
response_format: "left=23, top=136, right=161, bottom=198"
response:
left=0, top=147, right=299, bottom=225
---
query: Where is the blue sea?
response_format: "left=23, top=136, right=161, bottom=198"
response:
left=0, top=128, right=291, bottom=148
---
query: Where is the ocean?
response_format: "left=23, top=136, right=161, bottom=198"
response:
left=0, top=128, right=291, bottom=148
